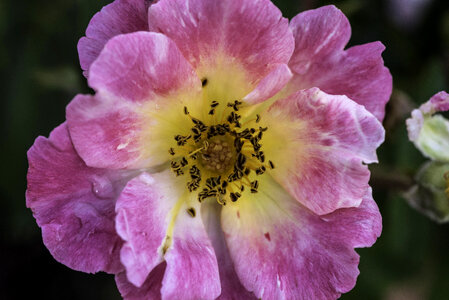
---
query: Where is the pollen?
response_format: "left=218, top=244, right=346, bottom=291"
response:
left=168, top=100, right=274, bottom=205
left=201, top=139, right=233, bottom=173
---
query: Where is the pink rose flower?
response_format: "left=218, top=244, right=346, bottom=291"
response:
left=27, top=0, right=391, bottom=299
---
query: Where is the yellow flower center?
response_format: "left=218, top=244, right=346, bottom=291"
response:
left=168, top=100, right=274, bottom=206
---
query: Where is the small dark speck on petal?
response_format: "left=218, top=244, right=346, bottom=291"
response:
left=264, top=232, right=271, bottom=241
left=201, top=78, right=208, bottom=87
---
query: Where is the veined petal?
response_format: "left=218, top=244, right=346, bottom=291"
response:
left=115, top=172, right=178, bottom=287
left=115, top=263, right=166, bottom=300
left=221, top=177, right=381, bottom=300
left=201, top=200, right=257, bottom=300
left=243, top=64, right=293, bottom=105
left=406, top=91, right=449, bottom=161
left=263, top=88, right=384, bottom=215
left=161, top=199, right=221, bottom=300
left=115, top=171, right=220, bottom=299
left=286, top=5, right=392, bottom=121
left=26, top=123, right=129, bottom=274
left=67, top=32, right=203, bottom=170
left=78, top=0, right=151, bottom=76
left=148, top=0, right=294, bottom=102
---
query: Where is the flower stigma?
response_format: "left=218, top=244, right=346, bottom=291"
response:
left=168, top=99, right=275, bottom=206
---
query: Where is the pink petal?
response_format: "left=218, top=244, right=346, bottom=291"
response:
left=26, top=123, right=129, bottom=274
left=78, top=0, right=151, bottom=76
left=287, top=5, right=392, bottom=121
left=115, top=172, right=175, bottom=287
left=88, top=31, right=201, bottom=102
left=161, top=201, right=221, bottom=300
left=243, top=64, right=293, bottom=105
left=201, top=201, right=257, bottom=300
left=267, top=88, right=384, bottom=215
left=115, top=263, right=166, bottom=300
left=67, top=32, right=202, bottom=169
left=148, top=0, right=294, bottom=93
left=221, top=179, right=381, bottom=299
left=115, top=172, right=221, bottom=299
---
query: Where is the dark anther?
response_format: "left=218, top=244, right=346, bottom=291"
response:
left=174, top=134, right=191, bottom=146
left=221, top=181, right=228, bottom=188
left=227, top=100, right=243, bottom=111
left=236, top=128, right=252, bottom=139
left=190, top=165, right=200, bottom=176
left=250, top=128, right=256, bottom=134
left=206, top=178, right=216, bottom=189
left=201, top=78, right=208, bottom=87
left=211, top=101, right=219, bottom=108
left=207, top=189, right=218, bottom=197
left=230, top=192, right=241, bottom=202
left=198, top=189, right=209, bottom=202
left=184, top=106, right=189, bottom=115
left=256, top=114, right=261, bottom=123
left=193, top=134, right=202, bottom=143
left=250, top=180, right=259, bottom=193
left=168, top=148, right=175, bottom=155
left=187, top=180, right=200, bottom=192
left=191, top=127, right=200, bottom=135
left=268, top=160, right=275, bottom=169
left=218, top=187, right=227, bottom=195
left=234, top=138, right=244, bottom=152
left=240, top=185, right=245, bottom=192
left=227, top=111, right=241, bottom=125
left=236, top=153, right=247, bottom=168
left=175, top=169, right=184, bottom=176
left=253, top=151, right=265, bottom=163
left=259, top=126, right=268, bottom=132
left=244, top=168, right=251, bottom=176
left=255, top=166, right=266, bottom=175
left=209, top=109, right=215, bottom=115
left=180, top=157, right=188, bottom=167
left=171, top=161, right=180, bottom=170
left=250, top=138, right=262, bottom=151
left=187, top=207, right=196, bottom=217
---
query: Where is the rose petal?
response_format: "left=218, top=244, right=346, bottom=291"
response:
left=286, top=5, right=392, bottom=121
left=115, top=263, right=166, bottom=300
left=161, top=199, right=221, bottom=300
left=67, top=32, right=202, bottom=170
left=201, top=200, right=257, bottom=300
left=243, top=64, right=293, bottom=105
left=263, top=88, right=384, bottom=215
left=221, top=178, right=381, bottom=299
left=115, top=172, right=178, bottom=287
left=148, top=0, right=294, bottom=101
left=78, top=0, right=151, bottom=76
left=26, top=123, right=129, bottom=274
left=115, top=171, right=220, bottom=299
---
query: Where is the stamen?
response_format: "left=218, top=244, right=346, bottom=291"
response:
left=169, top=103, right=272, bottom=206
left=187, top=207, right=196, bottom=217
left=201, top=78, right=208, bottom=87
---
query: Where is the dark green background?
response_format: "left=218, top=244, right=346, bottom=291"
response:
left=1, top=0, right=448, bottom=299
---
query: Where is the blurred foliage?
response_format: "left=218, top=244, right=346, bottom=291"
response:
left=0, top=0, right=448, bottom=299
